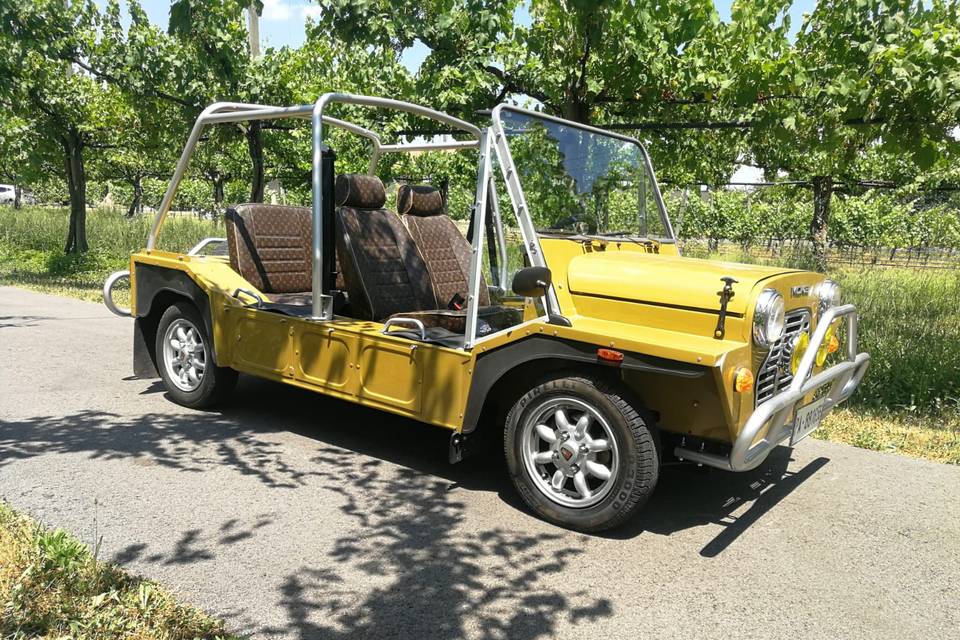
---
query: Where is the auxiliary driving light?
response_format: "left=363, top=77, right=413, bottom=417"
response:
left=790, top=331, right=810, bottom=376
left=733, top=367, right=754, bottom=393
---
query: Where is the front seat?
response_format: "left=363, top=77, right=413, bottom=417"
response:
left=397, top=185, right=521, bottom=336
left=333, top=174, right=438, bottom=321
left=396, top=184, right=489, bottom=308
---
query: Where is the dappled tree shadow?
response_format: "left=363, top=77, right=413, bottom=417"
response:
left=109, top=514, right=275, bottom=567
left=0, top=376, right=829, bottom=637
left=264, top=449, right=612, bottom=640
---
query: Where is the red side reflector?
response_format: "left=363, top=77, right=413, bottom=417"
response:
left=597, top=348, right=624, bottom=363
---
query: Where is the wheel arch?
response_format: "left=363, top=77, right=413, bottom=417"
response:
left=132, top=263, right=216, bottom=378
left=461, top=336, right=709, bottom=435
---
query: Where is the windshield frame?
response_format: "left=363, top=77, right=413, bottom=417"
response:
left=491, top=104, right=677, bottom=244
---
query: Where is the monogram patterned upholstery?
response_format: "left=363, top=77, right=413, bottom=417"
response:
left=397, top=184, right=445, bottom=216
left=335, top=179, right=438, bottom=321
left=225, top=203, right=346, bottom=304
left=336, top=174, right=387, bottom=209
left=399, top=185, right=490, bottom=307
left=225, top=204, right=312, bottom=294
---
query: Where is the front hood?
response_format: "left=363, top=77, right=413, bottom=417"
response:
left=565, top=251, right=801, bottom=316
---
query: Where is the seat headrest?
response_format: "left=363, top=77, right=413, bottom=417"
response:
left=397, top=184, right=445, bottom=217
left=335, top=174, right=386, bottom=209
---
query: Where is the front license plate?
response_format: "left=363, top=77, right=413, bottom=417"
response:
left=790, top=397, right=828, bottom=445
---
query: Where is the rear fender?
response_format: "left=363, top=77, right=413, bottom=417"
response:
left=131, top=263, right=215, bottom=378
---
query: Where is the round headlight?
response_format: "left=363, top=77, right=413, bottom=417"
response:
left=815, top=279, right=841, bottom=315
left=753, top=289, right=785, bottom=347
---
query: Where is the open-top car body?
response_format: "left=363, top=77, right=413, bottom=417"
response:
left=105, top=94, right=870, bottom=532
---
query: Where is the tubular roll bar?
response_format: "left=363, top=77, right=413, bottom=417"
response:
left=311, top=94, right=481, bottom=319
left=145, top=94, right=482, bottom=320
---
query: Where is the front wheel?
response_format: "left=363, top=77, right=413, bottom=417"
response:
left=155, top=301, right=237, bottom=408
left=504, top=374, right=659, bottom=533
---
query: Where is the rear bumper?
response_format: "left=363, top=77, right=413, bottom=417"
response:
left=675, top=303, right=870, bottom=472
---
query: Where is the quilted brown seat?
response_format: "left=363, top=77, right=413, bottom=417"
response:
left=334, top=174, right=438, bottom=321
left=225, top=203, right=314, bottom=305
left=333, top=174, right=521, bottom=340
left=397, top=184, right=489, bottom=307
left=225, top=203, right=347, bottom=307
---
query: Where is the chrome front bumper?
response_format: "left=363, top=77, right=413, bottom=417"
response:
left=675, top=303, right=870, bottom=472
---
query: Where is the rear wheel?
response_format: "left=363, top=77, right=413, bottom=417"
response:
left=155, top=301, right=237, bottom=408
left=504, top=374, right=658, bottom=532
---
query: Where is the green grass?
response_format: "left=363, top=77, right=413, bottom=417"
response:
left=0, top=501, right=237, bottom=639
left=0, top=206, right=221, bottom=303
left=816, top=407, right=960, bottom=464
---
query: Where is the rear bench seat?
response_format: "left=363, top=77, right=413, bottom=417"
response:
left=225, top=203, right=315, bottom=306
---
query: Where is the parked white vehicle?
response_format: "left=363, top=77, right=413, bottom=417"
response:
left=0, top=184, right=34, bottom=205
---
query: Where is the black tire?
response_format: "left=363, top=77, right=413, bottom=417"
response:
left=504, top=374, right=659, bottom=533
left=155, top=301, right=237, bottom=408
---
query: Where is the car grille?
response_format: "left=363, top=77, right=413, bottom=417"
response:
left=756, top=309, right=811, bottom=406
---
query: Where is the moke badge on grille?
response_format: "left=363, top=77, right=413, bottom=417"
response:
left=791, top=285, right=811, bottom=297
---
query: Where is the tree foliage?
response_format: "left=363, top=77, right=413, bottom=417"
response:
left=0, top=0, right=958, bottom=263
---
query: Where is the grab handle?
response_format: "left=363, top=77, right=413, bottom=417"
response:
left=382, top=317, right=426, bottom=341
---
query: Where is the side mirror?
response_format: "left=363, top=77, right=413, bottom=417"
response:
left=512, top=266, right=552, bottom=298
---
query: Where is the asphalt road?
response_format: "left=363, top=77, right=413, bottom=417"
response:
left=1, top=285, right=958, bottom=640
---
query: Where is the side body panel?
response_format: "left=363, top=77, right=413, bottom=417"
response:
left=131, top=251, right=473, bottom=430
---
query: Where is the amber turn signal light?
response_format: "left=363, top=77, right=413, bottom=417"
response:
left=815, top=325, right=840, bottom=367
left=733, top=367, right=754, bottom=393
left=828, top=334, right=840, bottom=353
left=597, top=348, right=624, bottom=363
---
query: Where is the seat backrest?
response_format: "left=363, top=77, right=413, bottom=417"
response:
left=398, top=184, right=489, bottom=307
left=225, top=203, right=312, bottom=294
left=335, top=174, right=438, bottom=321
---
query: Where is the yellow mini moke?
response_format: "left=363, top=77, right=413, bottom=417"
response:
left=105, top=94, right=870, bottom=532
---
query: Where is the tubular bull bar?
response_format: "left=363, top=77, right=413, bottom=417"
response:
left=675, top=304, right=870, bottom=472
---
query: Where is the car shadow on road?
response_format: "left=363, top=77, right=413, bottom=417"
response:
left=0, top=376, right=829, bottom=638
left=620, top=452, right=831, bottom=557
left=0, top=374, right=829, bottom=547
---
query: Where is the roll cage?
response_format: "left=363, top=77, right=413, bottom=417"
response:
left=145, top=94, right=674, bottom=349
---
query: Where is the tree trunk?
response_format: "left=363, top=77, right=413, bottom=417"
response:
left=13, top=184, right=21, bottom=209
left=246, top=121, right=264, bottom=203
left=63, top=130, right=88, bottom=253
left=809, top=175, right=832, bottom=272
left=563, top=100, right=590, bottom=125
left=126, top=174, right=144, bottom=218
left=212, top=174, right=225, bottom=208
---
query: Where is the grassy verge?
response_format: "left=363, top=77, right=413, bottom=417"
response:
left=0, top=501, right=236, bottom=639
left=817, top=408, right=960, bottom=464
left=1, top=206, right=958, bottom=463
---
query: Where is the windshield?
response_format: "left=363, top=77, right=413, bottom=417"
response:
left=497, top=109, right=673, bottom=241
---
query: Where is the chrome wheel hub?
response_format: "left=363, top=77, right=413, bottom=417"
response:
left=162, top=318, right=206, bottom=392
left=520, top=397, right=620, bottom=508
